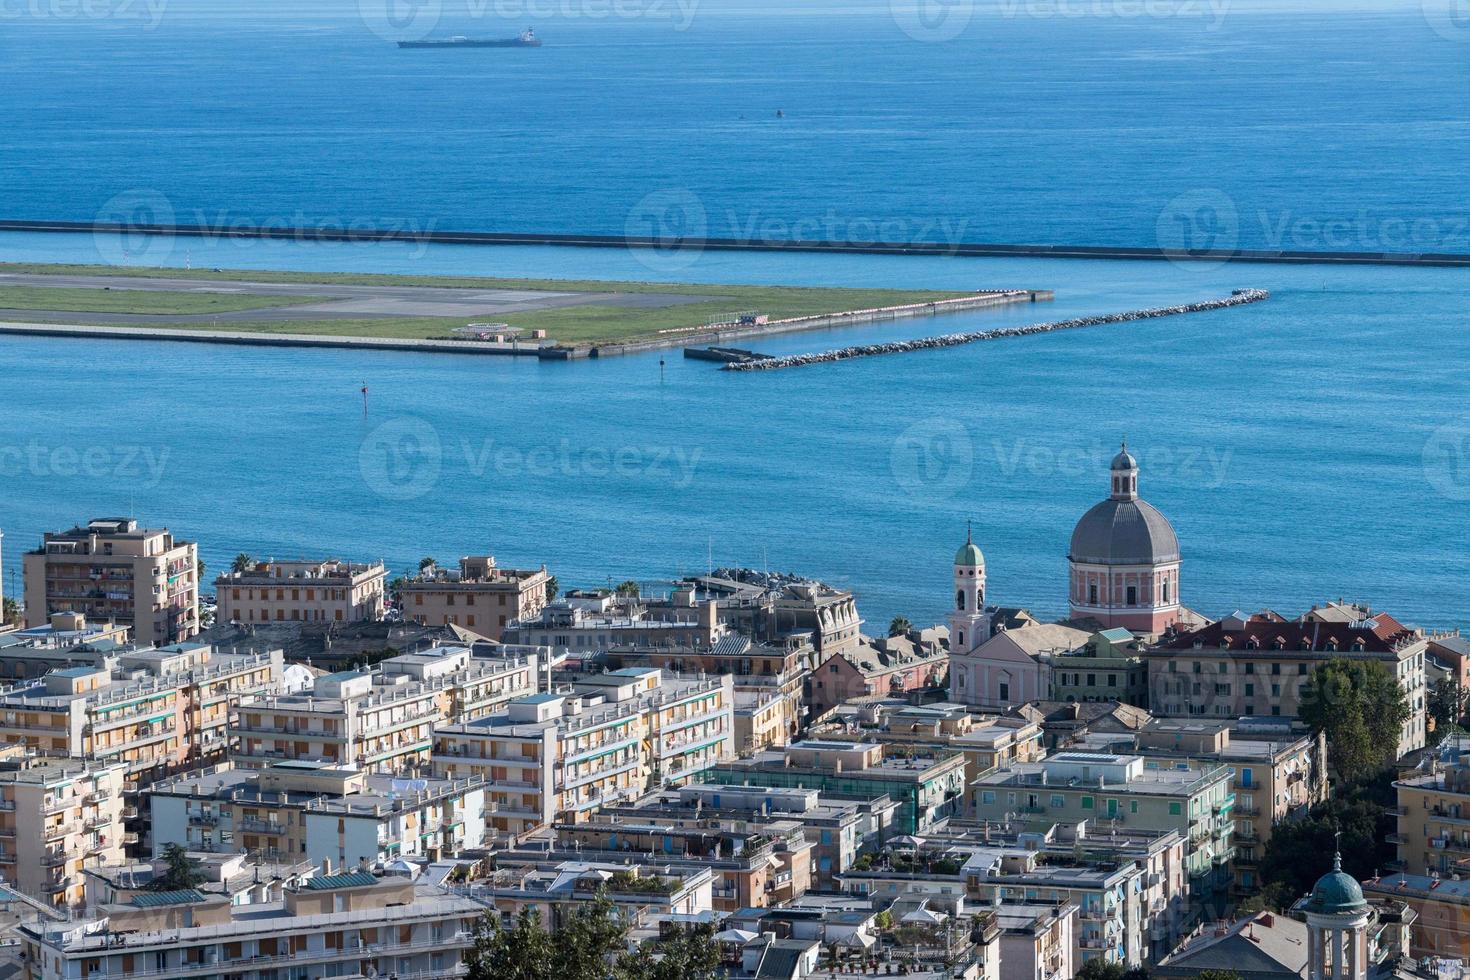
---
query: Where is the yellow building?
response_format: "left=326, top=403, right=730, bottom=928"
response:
left=1392, top=736, right=1470, bottom=877
left=23, top=518, right=199, bottom=646
left=0, top=753, right=128, bottom=909
left=400, top=555, right=551, bottom=639
left=215, top=558, right=387, bottom=625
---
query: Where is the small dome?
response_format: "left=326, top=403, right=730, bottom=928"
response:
left=955, top=541, right=985, bottom=567
left=1306, top=855, right=1366, bottom=915
left=1111, top=446, right=1137, bottom=471
left=1070, top=498, right=1180, bottom=565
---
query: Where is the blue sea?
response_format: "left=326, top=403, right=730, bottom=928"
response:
left=1, top=1, right=1468, bottom=632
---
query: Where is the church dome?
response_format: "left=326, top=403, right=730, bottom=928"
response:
left=1069, top=497, right=1180, bottom=565
left=1306, top=854, right=1366, bottom=916
left=1111, top=446, right=1137, bottom=471
left=955, top=540, right=985, bottom=567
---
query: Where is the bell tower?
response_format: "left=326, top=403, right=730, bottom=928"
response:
left=949, top=522, right=989, bottom=655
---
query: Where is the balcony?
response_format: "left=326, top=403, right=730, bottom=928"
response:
left=238, top=817, right=285, bottom=835
left=187, top=813, right=221, bottom=827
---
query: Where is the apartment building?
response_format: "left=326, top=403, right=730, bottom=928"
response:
left=604, top=634, right=815, bottom=746
left=813, top=701, right=1044, bottom=814
left=1049, top=628, right=1149, bottom=707
left=1392, top=735, right=1470, bottom=877
left=19, top=868, right=483, bottom=980
left=1121, top=718, right=1327, bottom=894
left=0, top=753, right=128, bottom=909
left=973, top=752, right=1235, bottom=910
left=470, top=860, right=715, bottom=929
left=702, top=740, right=968, bottom=835
left=0, top=613, right=132, bottom=682
left=807, top=632, right=949, bottom=719
left=433, top=668, right=734, bottom=834
left=1148, top=606, right=1431, bottom=758
left=679, top=574, right=865, bottom=659
left=505, top=595, right=724, bottom=654
left=997, top=902, right=1078, bottom=980
left=0, top=642, right=282, bottom=783
left=23, top=518, right=199, bottom=645
left=600, top=782, right=901, bottom=886
left=215, top=558, right=387, bottom=624
left=501, top=820, right=814, bottom=910
left=150, top=759, right=487, bottom=866
left=401, top=554, right=552, bottom=639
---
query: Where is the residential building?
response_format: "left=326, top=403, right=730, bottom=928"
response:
left=972, top=752, right=1235, bottom=911
left=23, top=518, right=199, bottom=645
left=600, top=782, right=901, bottom=886
left=149, top=759, right=487, bottom=865
left=997, top=902, right=1077, bottom=980
left=603, top=633, right=814, bottom=744
left=734, top=686, right=790, bottom=753
left=811, top=701, right=1044, bottom=814
left=401, top=554, right=552, bottom=639
left=807, top=632, right=948, bottom=720
left=1391, top=734, right=1470, bottom=877
left=19, top=868, right=483, bottom=980
left=1079, top=717, right=1328, bottom=893
left=1049, top=628, right=1149, bottom=706
left=1008, top=700, right=1154, bottom=751
left=505, top=593, right=724, bottom=655
left=433, top=668, right=734, bottom=834
left=502, top=819, right=815, bottom=910
left=228, top=647, right=536, bottom=775
left=702, top=740, right=968, bottom=835
left=0, top=753, right=128, bottom=909
left=1149, top=606, right=1431, bottom=758
left=680, top=573, right=864, bottom=659
left=0, top=612, right=130, bottom=680
left=468, top=860, right=715, bottom=928
left=1363, top=872, right=1469, bottom=960
left=83, top=852, right=317, bottom=909
left=215, top=558, right=387, bottom=624
left=0, top=642, right=282, bottom=784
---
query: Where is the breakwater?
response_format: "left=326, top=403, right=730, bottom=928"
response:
left=7, top=220, right=1470, bottom=268
left=723, top=289, right=1270, bottom=372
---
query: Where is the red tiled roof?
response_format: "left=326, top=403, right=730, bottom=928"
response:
left=1164, top=610, right=1415, bottom=652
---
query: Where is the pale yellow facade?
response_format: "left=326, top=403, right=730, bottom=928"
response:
left=216, top=558, right=387, bottom=624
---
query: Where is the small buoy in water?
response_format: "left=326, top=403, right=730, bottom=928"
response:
left=776, top=109, right=784, bottom=118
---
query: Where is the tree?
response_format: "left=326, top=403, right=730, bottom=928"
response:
left=467, top=908, right=555, bottom=980
left=616, top=923, right=720, bottom=980
left=1076, top=960, right=1126, bottom=980
left=552, top=890, right=627, bottom=980
left=888, top=616, right=912, bottom=638
left=230, top=553, right=254, bottom=573
left=419, top=557, right=438, bottom=573
left=545, top=574, right=560, bottom=602
left=1256, top=770, right=1395, bottom=908
left=1429, top=677, right=1467, bottom=745
left=150, top=843, right=206, bottom=891
left=1299, top=658, right=1410, bottom=783
left=615, top=580, right=640, bottom=598
left=1, top=596, right=19, bottom=628
left=1197, top=972, right=1241, bottom=980
left=196, top=558, right=207, bottom=584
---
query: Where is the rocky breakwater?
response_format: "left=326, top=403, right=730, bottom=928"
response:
left=723, top=289, right=1270, bottom=372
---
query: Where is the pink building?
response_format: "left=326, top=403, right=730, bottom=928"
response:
left=1067, top=446, right=1182, bottom=635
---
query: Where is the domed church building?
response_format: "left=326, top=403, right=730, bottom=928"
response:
left=1068, top=443, right=1183, bottom=635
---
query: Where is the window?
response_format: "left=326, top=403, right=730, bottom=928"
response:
left=957, top=589, right=966, bottom=611
left=1299, top=664, right=1309, bottom=675
left=999, top=682, right=1010, bottom=701
left=981, top=791, right=996, bottom=805
left=1126, top=586, right=1138, bottom=605
left=1163, top=581, right=1170, bottom=602
left=1081, top=796, right=1094, bottom=810
left=1244, top=683, right=1254, bottom=696
left=1169, top=802, right=1182, bottom=815
left=1089, top=583, right=1098, bottom=604
left=1051, top=795, right=1065, bottom=808
left=1192, top=662, right=1202, bottom=674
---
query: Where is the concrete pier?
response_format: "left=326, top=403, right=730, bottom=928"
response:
left=724, top=289, right=1270, bottom=372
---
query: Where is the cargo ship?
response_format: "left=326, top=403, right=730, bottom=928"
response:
left=398, top=29, right=540, bottom=48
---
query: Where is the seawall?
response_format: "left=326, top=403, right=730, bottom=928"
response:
left=6, top=219, right=1470, bottom=267
left=723, top=289, right=1271, bottom=372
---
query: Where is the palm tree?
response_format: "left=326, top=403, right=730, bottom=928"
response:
left=888, top=616, right=912, bottom=637
left=230, top=553, right=254, bottom=574
left=419, top=557, right=437, bottom=573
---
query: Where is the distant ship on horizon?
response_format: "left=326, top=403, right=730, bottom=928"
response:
left=398, top=29, right=541, bottom=49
